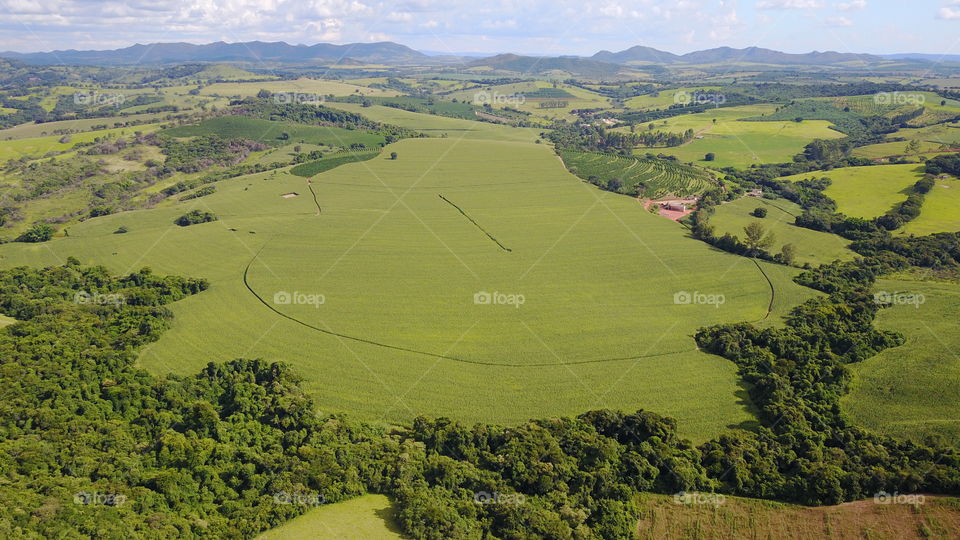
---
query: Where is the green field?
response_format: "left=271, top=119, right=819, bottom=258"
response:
left=900, top=175, right=960, bottom=235
left=164, top=116, right=386, bottom=148
left=708, top=197, right=855, bottom=266
left=625, top=87, right=721, bottom=110
left=0, top=123, right=162, bottom=161
left=626, top=105, right=845, bottom=169
left=0, top=136, right=825, bottom=442
left=0, top=313, right=16, bottom=328
left=781, top=164, right=926, bottom=219
left=0, top=112, right=171, bottom=140
left=200, top=78, right=400, bottom=98
left=256, top=495, right=403, bottom=540
left=560, top=149, right=715, bottom=198
left=844, top=279, right=960, bottom=442
left=852, top=140, right=948, bottom=159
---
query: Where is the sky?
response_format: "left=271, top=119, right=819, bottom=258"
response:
left=0, top=0, right=958, bottom=56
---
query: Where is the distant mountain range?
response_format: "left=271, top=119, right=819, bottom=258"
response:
left=591, top=45, right=880, bottom=65
left=0, top=41, right=431, bottom=66
left=0, top=40, right=952, bottom=68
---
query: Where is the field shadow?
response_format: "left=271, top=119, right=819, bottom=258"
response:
left=727, top=384, right=762, bottom=432
left=374, top=504, right=407, bottom=537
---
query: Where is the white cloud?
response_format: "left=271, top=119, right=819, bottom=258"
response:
left=938, top=7, right=960, bottom=19
left=835, top=0, right=866, bottom=10
left=756, top=0, right=823, bottom=9
left=825, top=16, right=853, bottom=26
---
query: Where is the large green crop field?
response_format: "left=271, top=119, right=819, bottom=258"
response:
left=255, top=495, right=403, bottom=540
left=708, top=197, right=855, bottom=267
left=781, top=164, right=926, bottom=219
left=844, top=279, right=960, bottom=442
left=0, top=135, right=822, bottom=442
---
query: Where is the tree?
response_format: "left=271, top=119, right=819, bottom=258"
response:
left=606, top=178, right=623, bottom=192
left=704, top=152, right=716, bottom=162
left=743, top=222, right=775, bottom=256
left=278, top=132, right=290, bottom=141
left=256, top=89, right=272, bottom=99
left=752, top=207, right=768, bottom=218
left=16, top=223, right=55, bottom=243
left=905, top=139, right=922, bottom=155
left=780, top=243, right=798, bottom=266
left=390, top=152, right=398, bottom=160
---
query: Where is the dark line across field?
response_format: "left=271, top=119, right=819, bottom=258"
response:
left=305, top=181, right=322, bottom=215
left=242, top=245, right=699, bottom=367
left=437, top=194, right=512, bottom=252
left=750, top=258, right=776, bottom=321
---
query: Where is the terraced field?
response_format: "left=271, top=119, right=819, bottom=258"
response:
left=560, top=149, right=715, bottom=198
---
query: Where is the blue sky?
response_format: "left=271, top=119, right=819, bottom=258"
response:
left=0, top=1, right=958, bottom=55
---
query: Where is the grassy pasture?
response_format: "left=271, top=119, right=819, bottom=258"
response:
left=0, top=136, right=826, bottom=442
left=325, top=102, right=543, bottom=142
left=781, top=164, right=926, bottom=219
left=900, top=175, right=960, bottom=235
left=625, top=105, right=844, bottom=169
left=852, top=140, right=950, bottom=159
left=200, top=78, right=400, bottom=98
left=0, top=112, right=173, bottom=140
left=163, top=116, right=385, bottom=148
left=624, top=87, right=721, bottom=110
left=256, top=495, right=403, bottom=540
left=0, top=314, right=16, bottom=328
left=708, top=197, right=854, bottom=266
left=0, top=123, right=162, bottom=161
left=844, top=279, right=960, bottom=443
left=884, top=122, right=960, bottom=146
